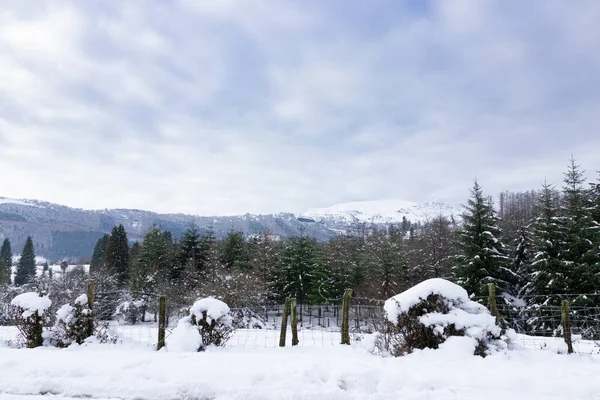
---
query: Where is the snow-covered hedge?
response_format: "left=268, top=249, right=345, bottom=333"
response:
left=380, top=278, right=501, bottom=356
left=168, top=297, right=233, bottom=352
left=230, top=307, right=273, bottom=330
left=9, top=292, right=52, bottom=348
left=44, top=294, right=93, bottom=347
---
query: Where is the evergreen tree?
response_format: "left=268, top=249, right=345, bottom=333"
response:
left=589, top=171, right=600, bottom=225
left=363, top=226, right=407, bottom=298
left=525, top=182, right=568, bottom=303
left=276, top=235, right=319, bottom=305
left=0, top=258, right=7, bottom=285
left=220, top=229, right=251, bottom=270
left=176, top=224, right=202, bottom=282
left=250, top=230, right=280, bottom=302
left=456, top=181, right=511, bottom=296
left=1, top=239, right=12, bottom=278
left=134, top=227, right=175, bottom=296
left=90, top=234, right=109, bottom=276
left=512, top=225, right=533, bottom=296
left=105, top=225, right=130, bottom=286
left=560, top=158, right=600, bottom=305
left=15, top=236, right=36, bottom=286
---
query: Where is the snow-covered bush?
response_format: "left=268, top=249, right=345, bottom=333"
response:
left=168, top=297, right=233, bottom=352
left=230, top=307, right=273, bottom=329
left=379, top=278, right=501, bottom=357
left=9, top=292, right=52, bottom=348
left=44, top=294, right=93, bottom=347
left=114, top=298, right=147, bottom=324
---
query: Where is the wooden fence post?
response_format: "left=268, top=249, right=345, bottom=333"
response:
left=279, top=298, right=291, bottom=347
left=290, top=298, right=299, bottom=346
left=87, top=279, right=95, bottom=338
left=157, top=295, right=166, bottom=351
left=341, top=289, right=353, bottom=345
left=561, top=300, right=573, bottom=354
left=487, top=283, right=499, bottom=325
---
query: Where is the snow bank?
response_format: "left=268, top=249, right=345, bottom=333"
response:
left=167, top=317, right=202, bottom=352
left=0, top=344, right=598, bottom=399
left=10, top=293, right=52, bottom=318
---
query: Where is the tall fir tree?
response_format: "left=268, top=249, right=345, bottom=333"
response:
left=90, top=234, right=110, bottom=276
left=176, top=224, right=202, bottom=282
left=363, top=226, right=407, bottom=298
left=1, top=238, right=12, bottom=275
left=456, top=181, right=511, bottom=296
left=134, top=227, right=175, bottom=296
left=525, top=182, right=567, bottom=303
left=560, top=158, right=600, bottom=305
left=105, top=225, right=130, bottom=286
left=250, top=230, right=280, bottom=302
left=276, top=234, right=320, bottom=305
left=220, top=229, right=251, bottom=270
left=512, top=225, right=533, bottom=296
left=14, top=236, right=36, bottom=286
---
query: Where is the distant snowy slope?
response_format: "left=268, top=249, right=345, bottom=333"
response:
left=302, top=199, right=458, bottom=224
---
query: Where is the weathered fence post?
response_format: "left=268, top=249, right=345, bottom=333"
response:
left=341, top=289, right=353, bottom=345
left=279, top=298, right=291, bottom=347
left=487, top=283, right=499, bottom=325
left=87, top=279, right=95, bottom=338
left=290, top=298, right=299, bottom=346
left=561, top=300, right=573, bottom=354
left=157, top=295, right=166, bottom=351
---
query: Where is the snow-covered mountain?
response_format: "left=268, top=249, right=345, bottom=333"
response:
left=0, top=196, right=459, bottom=260
left=302, top=199, right=459, bottom=225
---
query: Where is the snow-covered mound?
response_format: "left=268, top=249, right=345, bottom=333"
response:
left=10, top=293, right=52, bottom=318
left=168, top=297, right=232, bottom=352
left=382, top=279, right=501, bottom=356
left=302, top=199, right=457, bottom=224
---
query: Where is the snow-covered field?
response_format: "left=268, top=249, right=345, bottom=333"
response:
left=0, top=334, right=598, bottom=400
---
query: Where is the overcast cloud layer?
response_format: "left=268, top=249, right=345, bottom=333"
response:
left=1, top=0, right=600, bottom=216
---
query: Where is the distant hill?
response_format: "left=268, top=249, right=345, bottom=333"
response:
left=0, top=197, right=458, bottom=261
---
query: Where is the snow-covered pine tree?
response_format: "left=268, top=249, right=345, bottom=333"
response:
left=275, top=234, right=319, bottom=305
left=455, top=181, right=512, bottom=297
left=525, top=182, right=567, bottom=301
left=250, top=230, right=280, bottom=303
left=512, top=225, right=533, bottom=297
left=560, top=158, right=600, bottom=306
left=14, top=236, right=36, bottom=286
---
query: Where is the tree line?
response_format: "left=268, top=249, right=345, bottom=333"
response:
left=2, top=157, right=599, bottom=325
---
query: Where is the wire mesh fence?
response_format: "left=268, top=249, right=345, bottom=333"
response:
left=2, top=293, right=599, bottom=353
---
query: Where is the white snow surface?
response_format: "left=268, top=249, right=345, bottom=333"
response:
left=190, top=297, right=230, bottom=322
left=74, top=294, right=88, bottom=306
left=302, top=199, right=457, bottom=224
left=0, top=340, right=598, bottom=399
left=384, top=278, right=469, bottom=323
left=167, top=317, right=202, bottom=352
left=10, top=293, right=52, bottom=318
left=55, top=304, right=75, bottom=324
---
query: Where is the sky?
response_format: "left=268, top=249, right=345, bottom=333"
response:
left=1, top=0, right=600, bottom=216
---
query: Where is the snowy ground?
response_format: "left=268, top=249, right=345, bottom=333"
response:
left=0, top=335, right=599, bottom=400
left=1, top=323, right=599, bottom=400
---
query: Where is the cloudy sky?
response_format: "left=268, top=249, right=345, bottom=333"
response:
left=1, top=0, right=600, bottom=216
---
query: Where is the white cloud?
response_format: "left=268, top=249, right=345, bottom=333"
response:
left=0, top=0, right=599, bottom=215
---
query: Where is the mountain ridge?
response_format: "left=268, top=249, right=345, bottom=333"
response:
left=0, top=196, right=458, bottom=261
